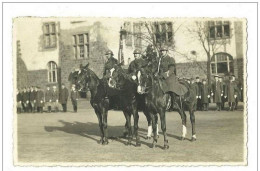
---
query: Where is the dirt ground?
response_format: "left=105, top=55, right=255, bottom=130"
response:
left=16, top=102, right=245, bottom=164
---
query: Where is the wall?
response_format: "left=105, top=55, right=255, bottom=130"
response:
left=16, top=57, right=28, bottom=89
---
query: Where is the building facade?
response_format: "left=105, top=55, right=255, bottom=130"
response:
left=14, top=18, right=245, bottom=95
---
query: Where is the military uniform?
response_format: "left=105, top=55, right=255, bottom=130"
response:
left=211, top=79, right=223, bottom=111
left=24, top=89, right=31, bottom=112
left=17, top=91, right=22, bottom=113
left=225, top=80, right=238, bottom=111
left=71, top=89, right=79, bottom=112
left=195, top=80, right=202, bottom=110
left=157, top=54, right=188, bottom=96
left=220, top=80, right=226, bottom=110
left=45, top=88, right=52, bottom=112
left=52, top=89, right=59, bottom=112
left=201, top=82, right=210, bottom=111
left=128, top=58, right=148, bottom=76
left=60, top=86, right=69, bottom=112
left=29, top=89, right=36, bottom=113
left=36, top=89, right=44, bottom=113
left=103, top=57, right=118, bottom=77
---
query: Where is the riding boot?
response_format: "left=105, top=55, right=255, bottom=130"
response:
left=218, top=103, right=221, bottom=111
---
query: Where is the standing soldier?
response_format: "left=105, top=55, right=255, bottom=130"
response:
left=21, top=87, right=27, bottom=113
left=26, top=87, right=31, bottom=112
left=52, top=85, right=59, bottom=112
left=225, top=76, right=238, bottom=111
left=231, top=75, right=240, bottom=110
left=45, top=85, right=52, bottom=113
left=201, top=79, right=210, bottom=111
left=60, top=83, right=69, bottom=112
left=195, top=77, right=202, bottom=111
left=17, top=89, right=22, bottom=114
left=71, top=85, right=79, bottom=113
left=219, top=76, right=226, bottom=110
left=190, top=78, right=198, bottom=111
left=211, top=75, right=222, bottom=111
left=36, top=87, right=44, bottom=113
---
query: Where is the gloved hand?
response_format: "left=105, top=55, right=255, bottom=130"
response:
left=211, top=93, right=214, bottom=96
left=221, top=94, right=223, bottom=96
left=207, top=95, right=210, bottom=98
left=199, top=96, right=201, bottom=99
left=234, top=95, right=237, bottom=98
left=49, top=100, right=52, bottom=102
left=132, top=75, right=137, bottom=80
left=224, top=96, right=227, bottom=98
left=40, top=100, right=43, bottom=103
left=56, top=100, right=59, bottom=102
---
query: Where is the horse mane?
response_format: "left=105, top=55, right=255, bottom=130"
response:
left=85, top=68, right=101, bottom=82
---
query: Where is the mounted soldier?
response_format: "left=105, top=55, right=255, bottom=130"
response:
left=128, top=49, right=148, bottom=79
left=103, top=50, right=118, bottom=78
left=156, top=46, right=188, bottom=97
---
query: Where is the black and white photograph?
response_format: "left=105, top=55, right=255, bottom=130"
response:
left=13, top=16, right=247, bottom=165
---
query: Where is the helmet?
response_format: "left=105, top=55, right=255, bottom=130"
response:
left=133, top=49, right=141, bottom=54
left=160, top=46, right=168, bottom=51
left=105, top=50, right=113, bottom=55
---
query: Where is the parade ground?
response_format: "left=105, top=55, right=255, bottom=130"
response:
left=16, top=102, right=246, bottom=164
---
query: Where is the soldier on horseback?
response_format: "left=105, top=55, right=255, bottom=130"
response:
left=129, top=49, right=148, bottom=80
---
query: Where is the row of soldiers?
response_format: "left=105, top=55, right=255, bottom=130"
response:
left=188, top=75, right=243, bottom=111
left=16, top=84, right=80, bottom=113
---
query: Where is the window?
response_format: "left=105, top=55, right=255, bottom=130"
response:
left=73, top=33, right=89, bottom=59
left=133, top=22, right=142, bottom=48
left=211, top=53, right=234, bottom=74
left=43, top=22, right=57, bottom=48
left=47, top=61, right=58, bottom=83
left=209, top=21, right=231, bottom=39
left=153, top=22, right=173, bottom=44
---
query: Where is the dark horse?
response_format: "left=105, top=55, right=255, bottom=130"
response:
left=136, top=67, right=197, bottom=149
left=76, top=63, right=142, bottom=146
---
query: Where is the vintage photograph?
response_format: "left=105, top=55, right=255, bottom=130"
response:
left=13, top=17, right=246, bottom=165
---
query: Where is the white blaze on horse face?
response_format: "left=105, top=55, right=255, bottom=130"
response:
left=108, top=68, right=115, bottom=87
left=137, top=71, right=141, bottom=85
left=137, top=71, right=142, bottom=94
left=182, top=125, right=187, bottom=138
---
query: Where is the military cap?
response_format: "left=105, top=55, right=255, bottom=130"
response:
left=202, top=79, right=206, bottom=82
left=133, top=49, right=141, bottom=54
left=105, top=50, right=113, bottom=55
left=231, top=75, right=236, bottom=77
left=214, top=75, right=219, bottom=78
left=160, top=46, right=168, bottom=51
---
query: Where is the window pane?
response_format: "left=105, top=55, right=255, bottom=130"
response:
left=85, top=34, right=89, bottom=44
left=85, top=45, right=89, bottom=58
left=217, top=62, right=228, bottom=73
left=45, top=35, right=50, bottom=47
left=52, top=71, right=56, bottom=82
left=74, top=46, right=77, bottom=59
left=49, top=72, right=52, bottom=82
left=161, top=32, right=166, bottom=43
left=50, top=24, right=56, bottom=33
left=168, top=32, right=173, bottom=42
left=161, top=23, right=166, bottom=32
left=79, top=45, right=84, bottom=58
left=50, top=35, right=56, bottom=47
left=167, top=22, right=172, bottom=32
left=45, top=24, right=49, bottom=34
left=224, top=25, right=230, bottom=37
left=216, top=25, right=222, bottom=38
left=209, top=26, right=215, bottom=39
left=73, top=35, right=77, bottom=45
left=211, top=63, right=216, bottom=74
left=78, top=34, right=84, bottom=44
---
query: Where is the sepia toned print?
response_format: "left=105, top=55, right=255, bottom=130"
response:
left=13, top=17, right=247, bottom=165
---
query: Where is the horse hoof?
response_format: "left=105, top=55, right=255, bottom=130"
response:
left=146, top=136, right=151, bottom=140
left=163, top=145, right=169, bottom=150
left=98, top=139, right=104, bottom=144
left=191, top=137, right=197, bottom=142
left=181, top=137, right=185, bottom=141
left=126, top=141, right=131, bottom=146
left=152, top=143, right=156, bottom=148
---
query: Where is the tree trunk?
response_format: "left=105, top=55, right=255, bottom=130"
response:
left=207, top=52, right=211, bottom=86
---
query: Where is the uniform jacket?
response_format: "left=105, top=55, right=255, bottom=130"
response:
left=201, top=83, right=210, bottom=103
left=17, top=92, right=22, bottom=102
left=36, top=90, right=44, bottom=107
left=103, top=57, right=118, bottom=76
left=45, top=89, right=52, bottom=102
left=211, top=81, right=222, bottom=103
left=195, top=82, right=202, bottom=96
left=52, top=90, right=59, bottom=101
left=29, top=90, right=36, bottom=102
left=157, top=55, right=176, bottom=74
left=225, top=81, right=238, bottom=103
left=23, top=91, right=30, bottom=103
left=128, top=58, right=148, bottom=75
left=60, top=87, right=69, bottom=104
left=71, top=90, right=79, bottom=101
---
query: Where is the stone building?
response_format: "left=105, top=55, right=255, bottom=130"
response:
left=14, top=18, right=245, bottom=95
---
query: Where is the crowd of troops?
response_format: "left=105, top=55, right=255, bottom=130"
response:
left=16, top=84, right=80, bottom=113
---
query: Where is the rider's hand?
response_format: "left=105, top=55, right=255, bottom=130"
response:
left=211, top=93, right=214, bottom=96
left=224, top=96, right=227, bottom=98
left=199, top=96, right=201, bottom=99
left=221, top=94, right=223, bottom=96
left=196, top=96, right=198, bottom=99
left=132, top=75, right=137, bottom=80
left=234, top=95, right=237, bottom=98
left=207, top=95, right=210, bottom=98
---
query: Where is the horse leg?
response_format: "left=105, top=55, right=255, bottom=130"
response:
left=94, top=108, right=104, bottom=144
left=189, top=108, right=196, bottom=142
left=154, top=114, right=159, bottom=139
left=158, top=108, right=169, bottom=150
left=123, top=110, right=132, bottom=145
left=101, top=108, right=109, bottom=145
left=151, top=113, right=158, bottom=148
left=144, top=110, right=152, bottom=140
left=177, top=106, right=187, bottom=140
left=122, top=121, right=128, bottom=138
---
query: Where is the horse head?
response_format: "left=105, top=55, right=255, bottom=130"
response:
left=136, top=67, right=152, bottom=94
left=76, top=63, right=93, bottom=91
left=107, top=63, right=126, bottom=89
